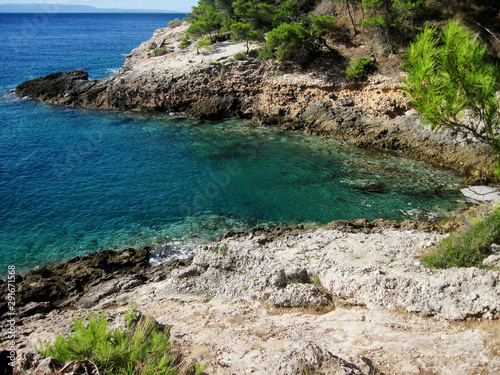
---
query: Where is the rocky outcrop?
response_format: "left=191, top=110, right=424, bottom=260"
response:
left=0, top=247, right=191, bottom=319
left=15, top=69, right=95, bottom=104
left=15, top=23, right=497, bottom=180
left=167, top=227, right=500, bottom=321
left=2, top=222, right=500, bottom=374
left=297, top=102, right=496, bottom=179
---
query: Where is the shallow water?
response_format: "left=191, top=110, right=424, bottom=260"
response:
left=0, top=13, right=468, bottom=275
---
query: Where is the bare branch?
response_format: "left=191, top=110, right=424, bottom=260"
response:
left=474, top=21, right=500, bottom=46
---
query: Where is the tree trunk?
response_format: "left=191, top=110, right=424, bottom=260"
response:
left=346, top=1, right=358, bottom=36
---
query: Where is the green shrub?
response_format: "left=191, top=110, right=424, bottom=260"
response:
left=248, top=49, right=259, bottom=58
left=381, top=45, right=393, bottom=58
left=195, top=38, right=213, bottom=54
left=168, top=18, right=182, bottom=28
left=361, top=15, right=387, bottom=29
left=234, top=52, right=247, bottom=60
left=39, top=306, right=179, bottom=375
left=345, top=56, right=376, bottom=81
left=180, top=36, right=191, bottom=48
left=422, top=207, right=500, bottom=268
left=265, top=22, right=309, bottom=60
left=154, top=47, right=168, bottom=56
left=211, top=245, right=228, bottom=255
left=311, top=274, right=321, bottom=287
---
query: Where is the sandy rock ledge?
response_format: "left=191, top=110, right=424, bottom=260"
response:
left=2, top=225, right=500, bottom=374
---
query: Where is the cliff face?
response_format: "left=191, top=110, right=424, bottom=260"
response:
left=15, top=23, right=496, bottom=180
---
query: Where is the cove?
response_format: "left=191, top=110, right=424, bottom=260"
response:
left=0, top=95, right=467, bottom=274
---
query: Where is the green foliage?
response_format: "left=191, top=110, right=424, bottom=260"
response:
left=402, top=20, right=500, bottom=160
left=230, top=21, right=251, bottom=40
left=153, top=47, right=168, bottom=56
left=309, top=15, right=336, bottom=36
left=180, top=36, right=191, bottom=48
left=39, top=306, right=179, bottom=374
left=381, top=44, right=393, bottom=57
left=361, top=15, right=386, bottom=29
left=248, top=49, right=259, bottom=58
left=311, top=274, right=321, bottom=287
left=234, top=52, right=247, bottom=60
left=345, top=56, right=376, bottom=80
left=211, top=245, right=228, bottom=255
left=194, top=362, right=207, bottom=375
left=362, top=0, right=383, bottom=8
left=168, top=18, right=182, bottom=28
left=361, top=0, right=428, bottom=41
left=187, top=0, right=334, bottom=60
left=195, top=37, right=213, bottom=54
left=187, top=3, right=222, bottom=38
left=422, top=207, right=500, bottom=268
left=285, top=275, right=305, bottom=285
left=230, top=21, right=258, bottom=52
left=265, top=22, right=309, bottom=60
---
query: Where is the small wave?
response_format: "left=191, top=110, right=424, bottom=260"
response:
left=0, top=89, right=20, bottom=101
left=149, top=239, right=198, bottom=266
left=403, top=208, right=441, bottom=222
left=106, top=67, right=120, bottom=76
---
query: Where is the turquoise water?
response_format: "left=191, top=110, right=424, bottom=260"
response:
left=0, top=14, right=467, bottom=275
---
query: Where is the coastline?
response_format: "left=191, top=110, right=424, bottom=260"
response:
left=15, top=23, right=497, bottom=181
left=2, top=210, right=500, bottom=373
left=4, top=21, right=500, bottom=374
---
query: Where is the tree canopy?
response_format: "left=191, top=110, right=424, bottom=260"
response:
left=186, top=0, right=335, bottom=60
left=402, top=20, right=500, bottom=173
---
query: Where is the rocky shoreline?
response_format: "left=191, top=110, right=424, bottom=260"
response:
left=2, top=213, right=500, bottom=374
left=5, top=22, right=500, bottom=374
left=15, top=23, right=496, bottom=181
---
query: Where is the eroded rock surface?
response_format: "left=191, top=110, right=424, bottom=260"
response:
left=2, top=224, right=500, bottom=374
left=0, top=247, right=191, bottom=319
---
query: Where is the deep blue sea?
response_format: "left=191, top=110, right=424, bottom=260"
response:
left=0, top=13, right=468, bottom=275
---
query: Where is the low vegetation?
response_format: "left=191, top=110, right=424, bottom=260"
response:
left=195, top=37, right=213, bottom=54
left=168, top=18, right=182, bottom=28
left=234, top=52, right=247, bottom=60
left=345, top=56, right=376, bottom=80
left=211, top=245, right=228, bottom=255
left=38, top=306, right=192, bottom=375
left=422, top=207, right=500, bottom=268
left=154, top=47, right=168, bottom=56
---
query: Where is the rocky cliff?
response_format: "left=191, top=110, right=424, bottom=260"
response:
left=15, top=23, right=496, bottom=181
